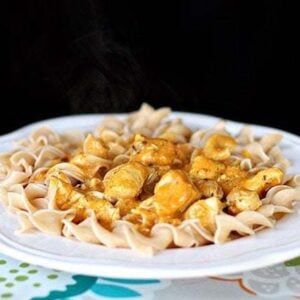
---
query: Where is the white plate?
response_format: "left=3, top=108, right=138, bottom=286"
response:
left=0, top=112, right=300, bottom=279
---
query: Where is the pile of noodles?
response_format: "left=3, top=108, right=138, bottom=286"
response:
left=0, top=104, right=299, bottom=255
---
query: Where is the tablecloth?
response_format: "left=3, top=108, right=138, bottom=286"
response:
left=0, top=253, right=300, bottom=299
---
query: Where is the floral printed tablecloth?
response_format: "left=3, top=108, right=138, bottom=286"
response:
left=0, top=253, right=300, bottom=299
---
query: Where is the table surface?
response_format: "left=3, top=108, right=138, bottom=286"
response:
left=0, top=253, right=300, bottom=299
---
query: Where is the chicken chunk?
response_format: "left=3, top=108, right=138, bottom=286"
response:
left=242, top=168, right=283, bottom=195
left=126, top=169, right=200, bottom=233
left=81, top=177, right=104, bottom=192
left=116, top=198, right=140, bottom=217
left=83, top=134, right=108, bottom=158
left=86, top=193, right=120, bottom=228
left=139, top=169, right=200, bottom=218
left=217, top=165, right=249, bottom=195
left=103, top=162, right=148, bottom=199
left=176, top=143, right=195, bottom=165
left=203, top=134, right=236, bottom=161
left=131, top=134, right=177, bottom=166
left=143, top=165, right=171, bottom=195
left=64, top=190, right=119, bottom=227
left=48, top=175, right=73, bottom=209
left=226, top=187, right=262, bottom=215
left=189, top=154, right=226, bottom=180
left=124, top=203, right=157, bottom=235
left=195, top=180, right=224, bottom=199
left=49, top=176, right=119, bottom=227
left=184, top=197, right=224, bottom=232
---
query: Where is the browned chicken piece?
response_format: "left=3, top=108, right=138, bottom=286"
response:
left=81, top=177, right=104, bottom=192
left=226, top=187, right=262, bottom=215
left=125, top=205, right=157, bottom=235
left=217, top=165, right=249, bottom=195
left=190, top=154, right=226, bottom=180
left=83, top=134, right=108, bottom=158
left=127, top=170, right=200, bottom=233
left=176, top=143, right=195, bottom=165
left=86, top=193, right=120, bottom=229
left=143, top=165, right=171, bottom=195
left=222, top=156, right=242, bottom=166
left=66, top=190, right=119, bottom=228
left=58, top=188, right=86, bottom=223
left=190, top=148, right=203, bottom=162
left=70, top=153, right=111, bottom=178
left=242, top=168, right=284, bottom=196
left=184, top=197, right=224, bottom=233
left=103, top=161, right=149, bottom=200
left=49, top=176, right=119, bottom=227
left=48, top=175, right=73, bottom=208
left=126, top=205, right=183, bottom=236
left=116, top=198, right=140, bottom=217
left=131, top=134, right=177, bottom=166
left=195, top=180, right=224, bottom=199
left=203, top=134, right=236, bottom=161
left=137, top=169, right=200, bottom=218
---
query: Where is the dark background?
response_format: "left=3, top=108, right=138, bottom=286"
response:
left=7, top=0, right=299, bottom=135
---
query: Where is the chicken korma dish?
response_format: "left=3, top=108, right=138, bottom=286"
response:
left=0, top=104, right=299, bottom=254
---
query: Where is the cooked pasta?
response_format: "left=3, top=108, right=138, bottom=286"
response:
left=0, top=103, right=299, bottom=255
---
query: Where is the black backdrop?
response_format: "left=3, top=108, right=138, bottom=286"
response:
left=7, top=0, right=299, bottom=135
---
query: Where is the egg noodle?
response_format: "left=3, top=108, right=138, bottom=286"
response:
left=0, top=103, right=299, bottom=255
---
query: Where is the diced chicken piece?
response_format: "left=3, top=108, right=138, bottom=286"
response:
left=126, top=170, right=200, bottom=233
left=63, top=189, right=89, bottom=223
left=48, top=175, right=73, bottom=209
left=116, top=198, right=140, bottom=217
left=48, top=176, right=84, bottom=220
left=184, top=197, right=224, bottom=232
left=226, top=187, right=262, bottom=215
left=64, top=190, right=119, bottom=227
left=131, top=134, right=177, bottom=166
left=140, top=169, right=200, bottom=218
left=176, top=143, right=195, bottom=165
left=195, top=180, right=224, bottom=199
left=127, top=199, right=183, bottom=235
left=49, top=176, right=119, bottom=227
left=190, top=154, right=226, bottom=180
left=49, top=176, right=90, bottom=223
left=83, top=134, right=108, bottom=158
left=203, top=134, right=236, bottom=161
left=81, top=177, right=104, bottom=192
left=86, top=193, right=120, bottom=228
left=103, top=162, right=148, bottom=199
left=126, top=204, right=157, bottom=234
left=143, top=165, right=171, bottom=195
left=242, top=167, right=283, bottom=195
left=217, top=165, right=249, bottom=195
